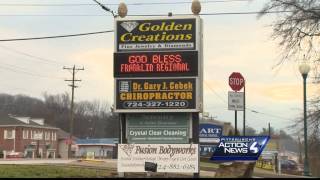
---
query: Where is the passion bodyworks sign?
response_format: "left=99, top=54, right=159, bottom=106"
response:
left=115, top=17, right=199, bottom=51
left=117, top=144, right=198, bottom=173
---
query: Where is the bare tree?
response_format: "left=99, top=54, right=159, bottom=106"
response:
left=259, top=0, right=320, bottom=71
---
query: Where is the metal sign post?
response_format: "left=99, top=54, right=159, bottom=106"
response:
left=228, top=72, right=245, bottom=136
left=243, top=81, right=246, bottom=136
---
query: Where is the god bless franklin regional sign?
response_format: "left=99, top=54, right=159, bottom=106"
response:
left=115, top=17, right=198, bottom=51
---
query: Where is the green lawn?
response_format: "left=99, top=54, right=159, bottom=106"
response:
left=0, top=165, right=112, bottom=178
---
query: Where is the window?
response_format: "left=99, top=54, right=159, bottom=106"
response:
left=32, top=130, right=43, bottom=140
left=4, top=129, right=15, bottom=139
left=23, top=130, right=29, bottom=139
left=45, top=132, right=50, bottom=140
left=52, top=132, right=57, bottom=141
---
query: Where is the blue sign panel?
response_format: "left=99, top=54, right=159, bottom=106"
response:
left=200, top=145, right=217, bottom=156
left=210, top=136, right=270, bottom=161
left=199, top=123, right=223, bottom=138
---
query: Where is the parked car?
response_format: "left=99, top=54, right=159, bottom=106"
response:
left=280, top=159, right=298, bottom=171
left=6, top=151, right=23, bottom=159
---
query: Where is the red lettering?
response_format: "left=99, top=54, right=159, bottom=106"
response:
left=128, top=55, right=148, bottom=63
left=152, top=54, right=183, bottom=63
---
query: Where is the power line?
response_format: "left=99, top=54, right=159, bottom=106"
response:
left=204, top=81, right=228, bottom=104
left=0, top=10, right=304, bottom=17
left=0, top=45, right=64, bottom=66
left=0, top=30, right=113, bottom=42
left=204, top=80, right=293, bottom=121
left=0, top=64, right=64, bottom=80
left=0, top=0, right=251, bottom=7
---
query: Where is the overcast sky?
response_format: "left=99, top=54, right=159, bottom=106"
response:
left=0, top=0, right=317, bottom=134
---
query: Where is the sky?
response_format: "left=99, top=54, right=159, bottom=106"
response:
left=0, top=0, right=318, bottom=134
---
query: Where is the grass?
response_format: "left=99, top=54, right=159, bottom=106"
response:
left=0, top=161, right=220, bottom=178
left=0, top=164, right=112, bottom=178
left=200, top=161, right=219, bottom=169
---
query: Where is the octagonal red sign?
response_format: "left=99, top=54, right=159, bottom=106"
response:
left=229, top=72, right=245, bottom=91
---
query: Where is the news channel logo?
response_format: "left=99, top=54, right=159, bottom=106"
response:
left=210, top=136, right=270, bottom=161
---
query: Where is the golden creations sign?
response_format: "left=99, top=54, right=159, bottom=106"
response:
left=116, top=18, right=196, bottom=51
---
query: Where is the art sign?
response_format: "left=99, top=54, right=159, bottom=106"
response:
left=126, top=113, right=190, bottom=144
left=199, top=123, right=222, bottom=157
left=114, top=51, right=198, bottom=77
left=210, top=136, right=270, bottom=161
left=115, top=78, right=198, bottom=112
left=117, top=144, right=199, bottom=173
left=116, top=18, right=197, bottom=51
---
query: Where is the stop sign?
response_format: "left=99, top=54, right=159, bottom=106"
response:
left=229, top=72, right=245, bottom=91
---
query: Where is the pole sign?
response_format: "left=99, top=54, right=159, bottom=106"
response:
left=199, top=123, right=223, bottom=157
left=115, top=78, right=198, bottom=112
left=199, top=123, right=222, bottom=143
left=114, top=51, right=198, bottom=77
left=228, top=91, right=244, bottom=111
left=229, top=72, right=244, bottom=91
left=126, top=113, right=190, bottom=144
left=210, top=136, right=270, bottom=161
left=117, top=144, right=199, bottom=173
left=116, top=18, right=197, bottom=52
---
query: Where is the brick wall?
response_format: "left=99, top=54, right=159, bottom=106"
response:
left=0, top=126, right=59, bottom=157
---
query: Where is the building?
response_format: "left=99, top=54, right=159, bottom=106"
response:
left=57, top=129, right=77, bottom=159
left=75, top=138, right=118, bottom=159
left=200, top=116, right=234, bottom=135
left=0, top=114, right=59, bottom=158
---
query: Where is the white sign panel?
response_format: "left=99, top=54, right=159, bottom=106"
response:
left=117, top=144, right=199, bottom=173
left=228, top=91, right=244, bottom=111
left=199, top=138, right=220, bottom=143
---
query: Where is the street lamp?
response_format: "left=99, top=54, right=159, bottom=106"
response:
left=299, top=61, right=311, bottom=176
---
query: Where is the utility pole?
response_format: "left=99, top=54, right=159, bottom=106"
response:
left=63, top=65, right=84, bottom=159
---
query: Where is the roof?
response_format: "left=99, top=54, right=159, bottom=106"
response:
left=76, top=138, right=119, bottom=145
left=0, top=114, right=58, bottom=129
left=57, top=129, right=78, bottom=140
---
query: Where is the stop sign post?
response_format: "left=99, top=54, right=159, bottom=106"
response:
left=229, top=72, right=244, bottom=91
left=228, top=72, right=245, bottom=136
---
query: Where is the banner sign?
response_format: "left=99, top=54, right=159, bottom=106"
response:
left=114, top=51, right=198, bottom=77
left=126, top=113, right=190, bottom=144
left=228, top=91, right=244, bottom=111
left=116, top=18, right=196, bottom=51
left=115, top=78, right=197, bottom=112
left=117, top=144, right=199, bottom=173
left=210, top=136, right=270, bottom=161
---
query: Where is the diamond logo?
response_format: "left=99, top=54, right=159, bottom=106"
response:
left=120, top=21, right=139, bottom=32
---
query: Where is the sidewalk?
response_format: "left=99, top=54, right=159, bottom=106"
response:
left=253, top=167, right=312, bottom=178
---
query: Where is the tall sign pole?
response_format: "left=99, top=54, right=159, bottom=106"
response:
left=114, top=3, right=203, bottom=176
left=243, top=80, right=246, bottom=136
left=228, top=72, right=245, bottom=136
